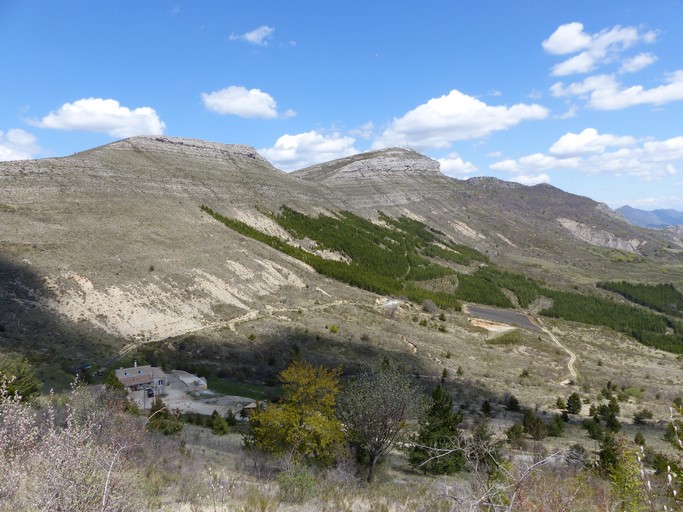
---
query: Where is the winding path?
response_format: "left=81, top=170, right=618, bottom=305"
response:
left=534, top=317, right=577, bottom=383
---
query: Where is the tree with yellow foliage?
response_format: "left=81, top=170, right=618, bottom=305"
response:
left=245, top=360, right=345, bottom=466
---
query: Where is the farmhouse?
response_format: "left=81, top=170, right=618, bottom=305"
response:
left=115, top=363, right=167, bottom=393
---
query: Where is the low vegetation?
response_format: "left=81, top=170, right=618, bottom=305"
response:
left=3, top=354, right=683, bottom=510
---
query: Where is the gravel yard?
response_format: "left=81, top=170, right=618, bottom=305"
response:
left=129, top=373, right=256, bottom=416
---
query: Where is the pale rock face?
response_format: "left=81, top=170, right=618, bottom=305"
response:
left=557, top=218, right=644, bottom=253
left=104, top=136, right=275, bottom=167
left=323, top=150, right=440, bottom=181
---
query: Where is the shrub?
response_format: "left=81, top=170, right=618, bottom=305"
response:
left=277, top=464, right=318, bottom=503
left=632, top=408, right=654, bottom=425
left=506, top=422, right=524, bottom=442
left=210, top=410, right=229, bottom=435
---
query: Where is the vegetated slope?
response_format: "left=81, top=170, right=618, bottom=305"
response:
left=206, top=204, right=683, bottom=353
left=293, top=151, right=675, bottom=282
left=617, top=205, right=683, bottom=228
left=1, top=136, right=682, bottom=362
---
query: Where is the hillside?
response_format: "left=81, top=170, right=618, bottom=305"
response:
left=1, top=136, right=682, bottom=380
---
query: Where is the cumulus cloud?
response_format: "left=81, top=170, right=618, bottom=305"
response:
left=543, top=22, right=657, bottom=76
left=542, top=22, right=593, bottom=55
left=201, top=86, right=294, bottom=119
left=490, top=153, right=580, bottom=173
left=437, top=153, right=478, bottom=176
left=0, top=129, right=40, bottom=161
left=551, top=71, right=683, bottom=110
left=260, top=130, right=358, bottom=171
left=372, top=89, right=548, bottom=151
left=229, top=25, right=274, bottom=46
left=620, top=52, right=657, bottom=74
left=510, top=174, right=551, bottom=186
left=32, top=98, right=165, bottom=137
left=491, top=129, right=683, bottom=181
left=549, top=128, right=635, bottom=157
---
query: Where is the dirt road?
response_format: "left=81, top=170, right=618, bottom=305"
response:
left=535, top=317, right=577, bottom=383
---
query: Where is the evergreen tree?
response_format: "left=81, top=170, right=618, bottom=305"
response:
left=481, top=399, right=492, bottom=417
left=0, top=354, right=42, bottom=402
left=147, top=397, right=183, bottom=435
left=104, top=371, right=124, bottom=392
left=210, top=409, right=229, bottom=435
left=506, top=394, right=521, bottom=412
left=566, top=392, right=582, bottom=415
left=409, top=384, right=465, bottom=475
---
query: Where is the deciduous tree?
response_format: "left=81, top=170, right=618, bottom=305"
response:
left=246, top=360, right=344, bottom=465
left=338, top=361, right=427, bottom=482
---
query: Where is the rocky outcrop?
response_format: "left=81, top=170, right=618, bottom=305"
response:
left=292, top=147, right=440, bottom=182
left=557, top=218, right=644, bottom=253
left=97, top=136, right=275, bottom=167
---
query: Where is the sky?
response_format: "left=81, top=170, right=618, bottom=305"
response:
left=2, top=1, right=683, bottom=210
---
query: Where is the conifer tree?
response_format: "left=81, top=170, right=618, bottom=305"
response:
left=409, top=383, right=465, bottom=475
left=566, top=392, right=582, bottom=415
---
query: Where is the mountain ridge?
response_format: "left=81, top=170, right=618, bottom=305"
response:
left=617, top=205, right=683, bottom=228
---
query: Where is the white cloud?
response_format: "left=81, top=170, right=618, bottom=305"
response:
left=556, top=105, right=578, bottom=119
left=510, top=173, right=551, bottom=186
left=552, top=52, right=597, bottom=76
left=201, top=86, right=294, bottom=119
left=552, top=71, right=683, bottom=110
left=229, top=25, right=274, bottom=46
left=372, top=89, right=548, bottom=150
left=491, top=131, right=683, bottom=181
left=620, top=52, right=657, bottom=74
left=542, top=22, right=592, bottom=55
left=260, top=130, right=358, bottom=171
left=549, top=128, right=635, bottom=157
left=32, top=98, right=165, bottom=137
left=490, top=153, right=579, bottom=173
left=348, top=121, right=374, bottom=140
left=0, top=129, right=40, bottom=161
left=543, top=22, right=658, bottom=76
left=437, top=153, right=478, bottom=176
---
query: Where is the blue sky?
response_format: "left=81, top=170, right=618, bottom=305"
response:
left=2, top=1, right=683, bottom=210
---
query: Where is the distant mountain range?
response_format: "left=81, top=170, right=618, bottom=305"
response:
left=617, top=205, right=683, bottom=228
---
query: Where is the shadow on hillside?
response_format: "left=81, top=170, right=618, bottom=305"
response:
left=137, top=325, right=504, bottom=414
left=0, top=256, right=122, bottom=386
